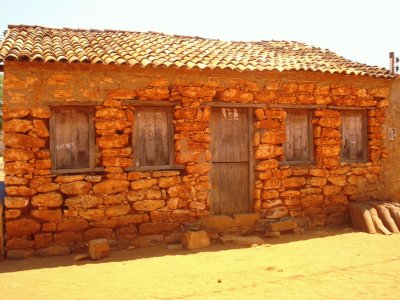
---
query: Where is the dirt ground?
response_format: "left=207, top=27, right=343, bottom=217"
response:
left=1, top=228, right=400, bottom=300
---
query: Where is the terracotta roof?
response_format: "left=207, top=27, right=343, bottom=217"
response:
left=0, top=25, right=393, bottom=78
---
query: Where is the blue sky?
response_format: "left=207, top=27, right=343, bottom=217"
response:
left=0, top=0, right=398, bottom=68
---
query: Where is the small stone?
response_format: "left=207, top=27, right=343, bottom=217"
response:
left=7, top=249, right=35, bottom=259
left=73, top=254, right=89, bottom=262
left=131, top=235, right=163, bottom=247
left=35, top=245, right=71, bottom=257
left=182, top=231, right=210, bottom=250
left=267, top=219, right=297, bottom=232
left=88, top=238, right=110, bottom=260
left=265, top=231, right=281, bottom=237
left=219, top=235, right=265, bottom=246
left=167, top=244, right=183, bottom=250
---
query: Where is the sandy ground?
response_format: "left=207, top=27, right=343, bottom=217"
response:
left=1, top=228, right=400, bottom=300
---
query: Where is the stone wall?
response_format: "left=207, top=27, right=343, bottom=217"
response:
left=376, top=78, right=400, bottom=201
left=1, top=61, right=392, bottom=258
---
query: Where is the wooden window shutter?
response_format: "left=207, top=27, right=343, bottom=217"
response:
left=341, top=110, right=367, bottom=162
left=50, top=106, right=95, bottom=170
left=134, top=107, right=173, bottom=166
left=284, top=109, right=312, bottom=162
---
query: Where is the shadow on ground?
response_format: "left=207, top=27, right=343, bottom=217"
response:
left=0, top=226, right=356, bottom=273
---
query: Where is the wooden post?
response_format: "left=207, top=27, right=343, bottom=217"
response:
left=389, top=52, right=395, bottom=75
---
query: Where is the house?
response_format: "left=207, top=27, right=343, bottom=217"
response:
left=0, top=25, right=395, bottom=258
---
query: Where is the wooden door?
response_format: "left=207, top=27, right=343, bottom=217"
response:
left=211, top=107, right=252, bottom=214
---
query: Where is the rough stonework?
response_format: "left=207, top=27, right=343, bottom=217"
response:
left=1, top=59, right=392, bottom=258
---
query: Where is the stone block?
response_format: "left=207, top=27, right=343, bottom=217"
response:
left=5, top=186, right=35, bottom=196
left=158, top=176, right=181, bottom=188
left=255, top=159, right=279, bottom=171
left=7, top=249, right=35, bottom=259
left=32, top=192, right=63, bottom=208
left=189, top=201, right=206, bottom=210
left=60, top=181, right=92, bottom=195
left=266, top=206, right=288, bottom=219
left=131, top=178, right=158, bottom=190
left=55, top=175, right=85, bottom=183
left=133, top=200, right=165, bottom=211
left=261, top=189, right=279, bottom=199
left=56, top=217, right=89, bottom=232
left=260, top=132, right=286, bottom=144
left=33, top=120, right=50, bottom=137
left=3, top=108, right=30, bottom=120
left=6, top=218, right=41, bottom=237
left=102, top=147, right=132, bottom=157
left=327, top=175, right=347, bottom=186
left=232, top=213, right=260, bottom=227
left=219, top=235, right=264, bottom=246
left=6, top=237, right=34, bottom=250
left=370, top=87, right=390, bottom=98
left=5, top=209, right=21, bottom=219
left=199, top=215, right=235, bottom=232
left=167, top=183, right=194, bottom=198
left=131, top=235, right=164, bottom=247
left=254, top=119, right=282, bottom=130
left=4, top=133, right=45, bottom=149
left=97, top=134, right=129, bottom=148
left=137, top=88, right=169, bottom=100
left=34, top=233, right=53, bottom=249
left=282, top=177, right=306, bottom=188
left=31, top=209, right=62, bottom=221
left=323, top=186, right=342, bottom=196
left=179, top=86, right=216, bottom=98
left=65, top=195, right=103, bottom=208
left=3, top=148, right=34, bottom=161
left=308, top=177, right=327, bottom=186
left=84, top=228, right=113, bottom=240
left=5, top=161, right=34, bottom=174
left=79, top=208, right=105, bottom=220
left=175, top=121, right=208, bottom=132
left=31, top=107, right=50, bottom=118
left=88, top=239, right=110, bottom=260
left=318, top=118, right=341, bottom=128
left=115, top=225, right=138, bottom=239
left=139, top=222, right=180, bottom=235
left=105, top=205, right=131, bottom=217
left=190, top=133, right=211, bottom=143
left=3, top=119, right=33, bottom=133
left=301, top=195, right=323, bottom=207
left=54, top=231, right=83, bottom=245
left=5, top=176, right=28, bottom=185
left=5, top=197, right=29, bottom=208
left=182, top=231, right=210, bottom=250
left=35, top=245, right=71, bottom=257
left=255, top=144, right=283, bottom=159
left=186, top=162, right=211, bottom=175
left=93, top=180, right=129, bottom=195
left=37, top=183, right=60, bottom=193
left=267, top=219, right=297, bottom=232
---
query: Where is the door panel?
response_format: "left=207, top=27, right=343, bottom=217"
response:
left=211, top=107, right=251, bottom=214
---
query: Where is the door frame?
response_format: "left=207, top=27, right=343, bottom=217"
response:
left=209, top=103, right=254, bottom=215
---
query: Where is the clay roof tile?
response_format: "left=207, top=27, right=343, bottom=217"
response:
left=0, top=25, right=393, bottom=78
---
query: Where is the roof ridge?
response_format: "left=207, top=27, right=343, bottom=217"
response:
left=6, top=24, right=311, bottom=45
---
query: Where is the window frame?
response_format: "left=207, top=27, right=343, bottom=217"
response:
left=282, top=109, right=314, bottom=165
left=49, top=105, right=100, bottom=174
left=340, top=110, right=368, bottom=163
left=129, top=105, right=183, bottom=171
